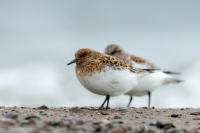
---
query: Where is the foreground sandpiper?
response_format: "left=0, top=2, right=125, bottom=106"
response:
left=105, top=44, right=182, bottom=108
left=68, top=48, right=140, bottom=109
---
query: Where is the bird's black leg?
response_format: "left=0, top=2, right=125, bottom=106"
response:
left=148, top=91, right=151, bottom=109
left=127, top=96, right=133, bottom=107
left=99, top=95, right=109, bottom=109
left=106, top=95, right=110, bottom=109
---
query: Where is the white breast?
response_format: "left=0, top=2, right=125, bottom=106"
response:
left=77, top=67, right=138, bottom=96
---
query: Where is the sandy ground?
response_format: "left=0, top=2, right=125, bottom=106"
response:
left=0, top=106, right=200, bottom=133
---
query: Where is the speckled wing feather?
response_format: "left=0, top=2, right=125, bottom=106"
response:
left=129, top=54, right=157, bottom=69
left=76, top=53, right=133, bottom=76
left=109, top=51, right=158, bottom=69
left=98, top=55, right=133, bottom=71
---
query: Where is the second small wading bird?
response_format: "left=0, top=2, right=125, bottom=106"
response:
left=105, top=44, right=182, bottom=108
left=67, top=48, right=142, bottom=109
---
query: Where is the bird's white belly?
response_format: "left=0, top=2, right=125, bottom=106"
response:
left=126, top=71, right=171, bottom=96
left=77, top=69, right=138, bottom=96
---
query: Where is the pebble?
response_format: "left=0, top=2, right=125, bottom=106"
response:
left=190, top=112, right=200, bottom=116
left=170, top=114, right=182, bottom=118
left=24, top=115, right=40, bottom=120
left=113, top=116, right=122, bottom=119
left=192, top=117, right=200, bottom=120
left=46, top=121, right=64, bottom=127
left=4, top=112, right=18, bottom=119
left=116, top=108, right=128, bottom=112
left=100, top=119, right=110, bottom=124
left=100, top=111, right=109, bottom=115
left=149, top=121, right=175, bottom=130
left=69, top=107, right=82, bottom=113
left=37, top=105, right=49, bottom=110
left=77, top=120, right=85, bottom=125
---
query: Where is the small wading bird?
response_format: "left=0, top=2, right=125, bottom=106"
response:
left=105, top=44, right=182, bottom=108
left=68, top=48, right=154, bottom=109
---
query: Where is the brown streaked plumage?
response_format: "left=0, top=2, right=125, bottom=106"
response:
left=75, top=48, right=133, bottom=76
left=105, top=44, right=157, bottom=69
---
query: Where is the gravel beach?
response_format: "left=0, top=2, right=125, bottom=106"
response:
left=0, top=106, right=200, bottom=133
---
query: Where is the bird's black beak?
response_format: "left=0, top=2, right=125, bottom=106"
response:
left=67, top=58, right=77, bottom=65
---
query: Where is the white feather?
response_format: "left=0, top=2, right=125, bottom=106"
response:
left=77, top=67, right=138, bottom=96
left=126, top=71, right=177, bottom=96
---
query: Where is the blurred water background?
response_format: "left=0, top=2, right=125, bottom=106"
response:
left=0, top=0, right=200, bottom=107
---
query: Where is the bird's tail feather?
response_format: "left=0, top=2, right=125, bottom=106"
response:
left=163, top=78, right=183, bottom=85
left=163, top=70, right=181, bottom=75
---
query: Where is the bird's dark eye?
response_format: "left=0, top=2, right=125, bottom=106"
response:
left=80, top=52, right=87, bottom=58
left=110, top=49, right=117, bottom=55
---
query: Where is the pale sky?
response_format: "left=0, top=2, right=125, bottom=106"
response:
left=0, top=0, right=200, bottom=107
left=0, top=0, right=199, bottom=68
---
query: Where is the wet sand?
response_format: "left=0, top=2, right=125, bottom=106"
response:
left=0, top=106, right=200, bottom=133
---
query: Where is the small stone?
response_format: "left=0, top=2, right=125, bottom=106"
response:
left=118, top=121, right=124, bottom=124
left=24, top=115, right=40, bottom=120
left=37, top=105, right=48, bottom=110
left=193, top=117, right=200, bottom=120
left=170, top=114, right=182, bottom=118
left=93, top=121, right=101, bottom=125
left=185, top=121, right=189, bottom=124
left=80, top=107, right=88, bottom=109
left=149, top=121, right=175, bottom=129
left=20, top=119, right=36, bottom=125
left=93, top=122, right=102, bottom=132
left=77, top=120, right=85, bottom=125
left=100, top=111, right=109, bottom=115
left=4, top=112, right=18, bottom=119
left=190, top=112, right=200, bottom=116
left=136, top=111, right=143, bottom=114
left=116, top=108, right=128, bottom=112
left=39, top=111, right=48, bottom=116
left=135, top=116, right=139, bottom=119
left=46, top=121, right=64, bottom=127
left=113, top=116, right=122, bottom=119
left=94, top=126, right=102, bottom=132
left=69, top=107, right=82, bottom=113
left=106, top=123, right=113, bottom=129
left=100, top=119, right=110, bottom=124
